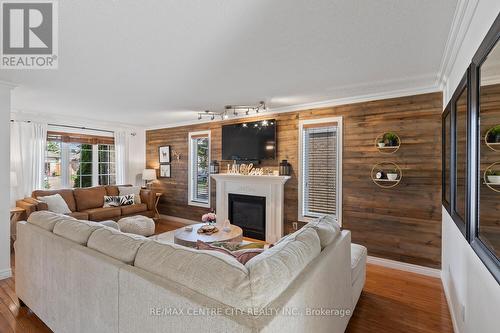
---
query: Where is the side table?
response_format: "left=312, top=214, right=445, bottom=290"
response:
left=154, top=192, right=162, bottom=220
left=10, top=207, right=26, bottom=252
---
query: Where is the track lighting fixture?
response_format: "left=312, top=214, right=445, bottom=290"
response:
left=197, top=101, right=266, bottom=121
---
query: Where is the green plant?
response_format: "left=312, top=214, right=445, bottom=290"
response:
left=383, top=132, right=399, bottom=146
left=487, top=169, right=499, bottom=176
left=488, top=125, right=500, bottom=142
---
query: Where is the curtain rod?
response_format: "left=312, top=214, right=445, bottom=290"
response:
left=10, top=119, right=115, bottom=134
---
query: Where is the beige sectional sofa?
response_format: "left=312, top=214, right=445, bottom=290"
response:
left=15, top=211, right=366, bottom=333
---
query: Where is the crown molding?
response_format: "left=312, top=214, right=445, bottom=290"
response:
left=146, top=80, right=440, bottom=131
left=10, top=109, right=145, bottom=131
left=437, top=0, right=479, bottom=89
left=0, top=80, right=17, bottom=90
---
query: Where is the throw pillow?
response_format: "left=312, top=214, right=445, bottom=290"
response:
left=37, top=194, right=72, bottom=214
left=210, top=241, right=267, bottom=251
left=104, top=195, right=135, bottom=207
left=118, top=186, right=141, bottom=204
left=197, top=240, right=264, bottom=265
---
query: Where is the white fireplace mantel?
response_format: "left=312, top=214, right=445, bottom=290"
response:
left=211, top=174, right=291, bottom=243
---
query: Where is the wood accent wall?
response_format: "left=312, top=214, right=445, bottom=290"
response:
left=146, top=92, right=443, bottom=268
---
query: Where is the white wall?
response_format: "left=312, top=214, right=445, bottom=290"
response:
left=442, top=1, right=500, bottom=332
left=442, top=210, right=500, bottom=333
left=127, top=129, right=146, bottom=186
left=0, top=86, right=12, bottom=280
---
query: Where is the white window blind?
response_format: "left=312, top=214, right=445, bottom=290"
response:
left=301, top=123, right=338, bottom=218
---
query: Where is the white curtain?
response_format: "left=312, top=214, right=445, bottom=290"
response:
left=10, top=121, right=48, bottom=202
left=114, top=130, right=129, bottom=185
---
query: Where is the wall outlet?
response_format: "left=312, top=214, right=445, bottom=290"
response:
left=292, top=222, right=298, bottom=230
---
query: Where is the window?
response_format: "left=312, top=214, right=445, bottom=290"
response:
left=299, top=118, right=342, bottom=223
left=188, top=131, right=211, bottom=207
left=45, top=140, right=62, bottom=189
left=44, top=131, right=115, bottom=189
left=98, top=144, right=116, bottom=186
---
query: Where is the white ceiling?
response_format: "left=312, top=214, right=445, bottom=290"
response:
left=2, top=0, right=458, bottom=127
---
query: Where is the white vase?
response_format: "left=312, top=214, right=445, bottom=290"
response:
left=378, top=142, right=385, bottom=148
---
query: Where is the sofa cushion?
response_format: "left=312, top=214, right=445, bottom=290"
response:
left=87, top=227, right=148, bottom=264
left=100, top=220, right=120, bottom=230
left=33, top=189, right=77, bottom=212
left=27, top=210, right=76, bottom=231
left=351, top=243, right=367, bottom=285
left=74, top=186, right=107, bottom=211
left=53, top=219, right=103, bottom=245
left=118, top=186, right=142, bottom=204
left=120, top=203, right=147, bottom=215
left=105, top=185, right=119, bottom=196
left=134, top=240, right=252, bottom=309
left=37, top=193, right=72, bottom=214
left=67, top=211, right=89, bottom=220
left=304, top=215, right=341, bottom=249
left=83, top=207, right=121, bottom=221
left=245, top=227, right=321, bottom=309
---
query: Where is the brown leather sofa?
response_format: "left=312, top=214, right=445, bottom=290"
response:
left=16, top=185, right=155, bottom=222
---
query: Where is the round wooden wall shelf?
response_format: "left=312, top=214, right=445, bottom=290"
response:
left=371, top=162, right=402, bottom=188
left=483, top=162, right=500, bottom=193
left=484, top=126, right=500, bottom=151
left=375, top=132, right=401, bottom=154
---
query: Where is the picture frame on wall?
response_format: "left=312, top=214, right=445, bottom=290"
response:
left=159, top=146, right=171, bottom=163
left=159, top=164, right=171, bottom=178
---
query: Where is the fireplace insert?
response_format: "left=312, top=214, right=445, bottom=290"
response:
left=228, top=193, right=266, bottom=241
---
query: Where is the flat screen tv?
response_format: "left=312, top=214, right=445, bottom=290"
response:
left=222, top=119, right=276, bottom=161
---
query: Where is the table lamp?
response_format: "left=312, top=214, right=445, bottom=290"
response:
left=142, top=169, right=157, bottom=188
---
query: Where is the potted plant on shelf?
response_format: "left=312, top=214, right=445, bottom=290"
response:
left=384, top=132, right=399, bottom=147
left=486, top=170, right=500, bottom=184
left=386, top=168, right=398, bottom=181
left=487, top=125, right=500, bottom=143
left=377, top=139, right=386, bottom=148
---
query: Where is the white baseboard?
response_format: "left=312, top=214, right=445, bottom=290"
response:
left=159, top=214, right=198, bottom=225
left=441, top=272, right=461, bottom=333
left=0, top=268, right=12, bottom=280
left=367, top=255, right=441, bottom=278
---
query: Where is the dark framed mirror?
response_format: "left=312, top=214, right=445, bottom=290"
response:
left=471, top=13, right=500, bottom=283
left=450, top=72, right=468, bottom=236
left=442, top=105, right=452, bottom=213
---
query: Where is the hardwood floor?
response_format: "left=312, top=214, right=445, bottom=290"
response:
left=346, top=264, right=453, bottom=333
left=1, top=220, right=453, bottom=333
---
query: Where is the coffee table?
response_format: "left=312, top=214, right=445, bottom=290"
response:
left=172, top=223, right=243, bottom=248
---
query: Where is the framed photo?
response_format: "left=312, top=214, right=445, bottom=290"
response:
left=159, top=164, right=171, bottom=178
left=159, top=146, right=171, bottom=163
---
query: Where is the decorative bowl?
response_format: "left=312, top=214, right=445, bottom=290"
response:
left=487, top=175, right=500, bottom=184
left=378, top=142, right=386, bottom=148
left=387, top=173, right=398, bottom=181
